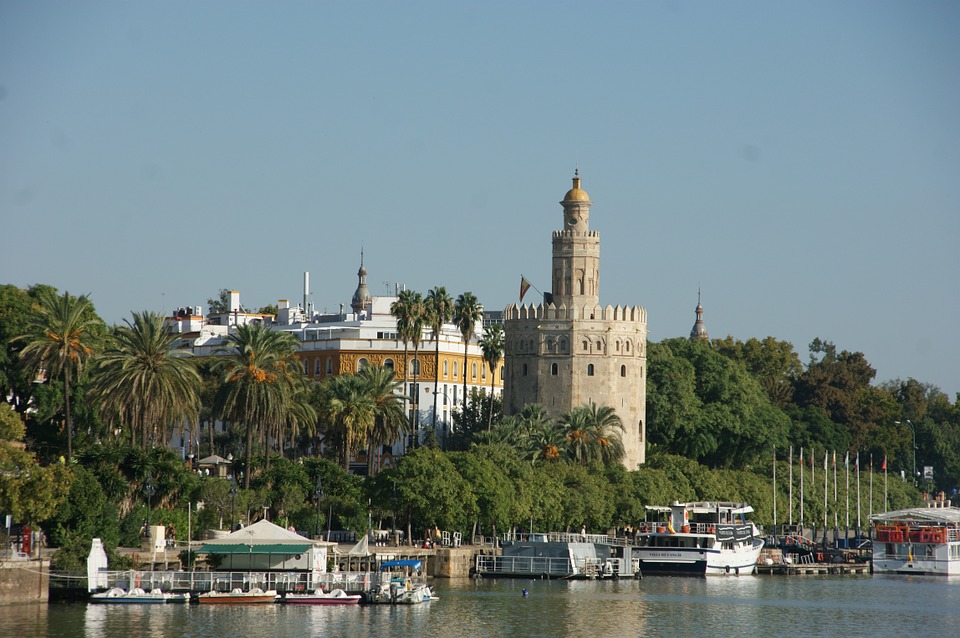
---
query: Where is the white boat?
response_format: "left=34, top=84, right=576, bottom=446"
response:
left=371, top=559, right=437, bottom=604
left=634, top=501, right=764, bottom=575
left=284, top=588, right=362, bottom=605
left=870, top=505, right=960, bottom=576
left=197, top=587, right=278, bottom=604
left=89, top=587, right=190, bottom=604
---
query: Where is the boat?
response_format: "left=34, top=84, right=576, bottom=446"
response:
left=370, top=559, right=436, bottom=604
left=634, top=501, right=765, bottom=575
left=476, top=532, right=624, bottom=579
left=870, top=504, right=960, bottom=575
left=89, top=587, right=190, bottom=604
left=197, top=587, right=278, bottom=604
left=283, top=588, right=362, bottom=605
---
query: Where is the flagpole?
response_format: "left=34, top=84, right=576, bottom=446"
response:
left=799, top=446, right=804, bottom=531
left=845, top=452, right=850, bottom=531
left=884, top=454, right=888, bottom=511
left=789, top=445, right=793, bottom=527
left=856, top=452, right=861, bottom=531
left=823, top=451, right=828, bottom=532
left=772, top=448, right=777, bottom=533
left=833, top=450, right=838, bottom=531
left=869, top=453, right=873, bottom=518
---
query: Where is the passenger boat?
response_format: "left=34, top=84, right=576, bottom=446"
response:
left=283, top=588, right=362, bottom=605
left=634, top=501, right=764, bottom=575
left=197, top=587, right=278, bottom=604
left=870, top=505, right=960, bottom=575
left=89, top=587, right=190, bottom=604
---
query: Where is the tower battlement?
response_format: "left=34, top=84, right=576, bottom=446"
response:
left=504, top=303, right=646, bottom=323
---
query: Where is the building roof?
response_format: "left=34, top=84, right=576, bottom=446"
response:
left=196, top=519, right=315, bottom=555
left=562, top=171, right=590, bottom=203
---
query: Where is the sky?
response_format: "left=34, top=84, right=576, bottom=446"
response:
left=2, top=1, right=958, bottom=399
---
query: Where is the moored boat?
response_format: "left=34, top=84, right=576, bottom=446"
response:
left=370, top=559, right=436, bottom=604
left=283, top=588, right=362, bottom=605
left=89, top=587, right=190, bottom=604
left=870, top=505, right=960, bottom=576
left=197, top=587, right=278, bottom=604
left=634, top=501, right=764, bottom=575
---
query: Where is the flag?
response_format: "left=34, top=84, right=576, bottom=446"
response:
left=881, top=456, right=887, bottom=471
left=519, top=276, right=532, bottom=303
left=845, top=451, right=849, bottom=468
left=854, top=453, right=859, bottom=471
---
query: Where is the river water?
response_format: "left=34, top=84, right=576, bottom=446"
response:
left=4, top=575, right=960, bottom=637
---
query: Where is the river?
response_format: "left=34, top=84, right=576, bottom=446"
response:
left=4, top=575, right=960, bottom=637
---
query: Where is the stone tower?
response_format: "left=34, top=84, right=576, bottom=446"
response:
left=690, top=291, right=709, bottom=341
left=351, top=250, right=372, bottom=316
left=503, top=173, right=648, bottom=469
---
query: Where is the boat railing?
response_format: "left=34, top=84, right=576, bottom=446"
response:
left=504, top=532, right=627, bottom=546
left=475, top=554, right=574, bottom=577
left=90, top=569, right=388, bottom=594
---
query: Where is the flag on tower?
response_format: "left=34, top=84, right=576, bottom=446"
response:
left=519, top=276, right=532, bottom=303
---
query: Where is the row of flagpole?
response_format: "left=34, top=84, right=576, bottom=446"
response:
left=774, top=446, right=888, bottom=534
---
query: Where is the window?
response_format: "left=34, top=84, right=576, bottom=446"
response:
left=443, top=360, right=448, bottom=377
left=582, top=340, right=588, bottom=351
left=481, top=366, right=486, bottom=380
left=472, top=363, right=477, bottom=379
left=620, top=365, right=627, bottom=377
left=384, top=358, right=394, bottom=370
left=453, top=362, right=459, bottom=378
left=626, top=341, right=631, bottom=353
left=587, top=364, right=595, bottom=376
left=357, top=358, right=369, bottom=371
left=326, top=358, right=333, bottom=374
left=303, top=360, right=309, bottom=374
left=522, top=363, right=528, bottom=376
left=551, top=363, right=558, bottom=376
left=411, top=358, right=420, bottom=376
left=596, top=340, right=602, bottom=351
left=314, top=359, right=321, bottom=375
left=500, top=365, right=504, bottom=380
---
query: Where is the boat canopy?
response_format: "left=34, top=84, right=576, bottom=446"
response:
left=380, top=559, right=423, bottom=570
left=196, top=543, right=313, bottom=555
left=870, top=507, right=960, bottom=525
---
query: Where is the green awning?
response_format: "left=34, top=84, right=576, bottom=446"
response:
left=196, top=543, right=313, bottom=555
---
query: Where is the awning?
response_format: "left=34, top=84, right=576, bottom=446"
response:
left=196, top=543, right=313, bottom=555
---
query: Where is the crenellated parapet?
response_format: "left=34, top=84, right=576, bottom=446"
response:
left=552, top=229, right=600, bottom=240
left=504, top=302, right=646, bottom=323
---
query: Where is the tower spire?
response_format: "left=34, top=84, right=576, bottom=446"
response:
left=690, top=288, right=709, bottom=341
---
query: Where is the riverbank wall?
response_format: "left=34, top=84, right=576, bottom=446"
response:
left=0, top=558, right=50, bottom=604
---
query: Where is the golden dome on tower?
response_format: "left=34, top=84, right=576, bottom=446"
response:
left=562, top=171, right=590, bottom=203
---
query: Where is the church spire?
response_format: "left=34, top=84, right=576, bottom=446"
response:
left=689, top=289, right=709, bottom=341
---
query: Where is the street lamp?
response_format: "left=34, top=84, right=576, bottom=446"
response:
left=895, top=420, right=917, bottom=486
left=432, top=388, right=456, bottom=451
left=229, top=477, right=239, bottom=531
left=314, top=477, right=323, bottom=540
left=143, top=471, right=156, bottom=529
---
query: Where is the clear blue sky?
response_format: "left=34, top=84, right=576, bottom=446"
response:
left=2, top=1, right=958, bottom=398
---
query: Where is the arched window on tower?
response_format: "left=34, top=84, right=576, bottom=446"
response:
left=522, top=363, right=528, bottom=376
left=551, top=363, right=558, bottom=376
left=587, top=364, right=595, bottom=376
left=620, top=365, right=627, bottom=377
left=582, top=340, right=589, bottom=351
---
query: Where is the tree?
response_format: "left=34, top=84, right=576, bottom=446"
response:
left=206, top=289, right=233, bottom=314
left=88, top=311, right=202, bottom=449
left=424, top=287, right=454, bottom=431
left=391, top=290, right=426, bottom=444
left=453, top=292, right=483, bottom=413
left=358, top=364, right=408, bottom=476
left=17, top=289, right=101, bottom=462
left=214, top=323, right=301, bottom=488
left=559, top=403, right=625, bottom=466
left=317, top=373, right=376, bottom=471
left=478, top=323, right=504, bottom=431
left=711, top=336, right=803, bottom=407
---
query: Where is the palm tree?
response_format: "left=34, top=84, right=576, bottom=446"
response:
left=17, top=289, right=100, bottom=462
left=88, top=311, right=202, bottom=450
left=478, top=323, right=504, bottom=431
left=453, top=291, right=483, bottom=415
left=424, top=287, right=454, bottom=431
left=358, top=364, right=407, bottom=475
left=317, top=373, right=376, bottom=471
left=559, top=403, right=625, bottom=466
left=214, top=323, right=301, bottom=488
left=391, top=290, right=425, bottom=446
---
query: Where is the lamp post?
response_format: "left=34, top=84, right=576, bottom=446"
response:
left=432, top=388, right=456, bottom=451
left=229, top=477, right=238, bottom=531
left=143, top=471, right=156, bottom=529
left=895, top=420, right=917, bottom=486
left=315, top=477, right=323, bottom=540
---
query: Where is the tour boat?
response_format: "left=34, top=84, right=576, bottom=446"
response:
left=634, top=501, right=765, bottom=575
left=870, top=505, right=960, bottom=576
left=283, top=588, right=362, bottom=605
left=197, top=587, right=278, bottom=604
left=89, top=587, right=190, bottom=604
